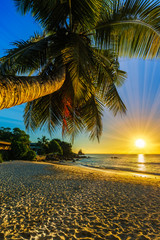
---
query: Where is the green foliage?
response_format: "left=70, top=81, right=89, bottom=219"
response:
left=0, top=0, right=160, bottom=141
left=48, top=140, right=63, bottom=155
left=12, top=128, right=30, bottom=141
left=36, top=137, right=72, bottom=156
left=0, top=127, right=36, bottom=161
left=60, top=141, right=73, bottom=157
left=37, top=136, right=49, bottom=155
left=10, top=141, right=28, bottom=160
left=0, top=127, right=12, bottom=142
left=50, top=138, right=73, bottom=156
left=95, top=0, right=160, bottom=59
left=25, top=150, right=36, bottom=160
left=9, top=128, right=33, bottom=160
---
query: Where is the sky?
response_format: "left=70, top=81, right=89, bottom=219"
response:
left=0, top=0, right=160, bottom=154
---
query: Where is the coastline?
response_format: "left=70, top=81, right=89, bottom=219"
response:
left=47, top=161, right=160, bottom=187
left=22, top=160, right=160, bottom=186
left=0, top=161, right=160, bottom=239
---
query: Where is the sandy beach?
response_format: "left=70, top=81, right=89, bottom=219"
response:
left=0, top=161, right=160, bottom=240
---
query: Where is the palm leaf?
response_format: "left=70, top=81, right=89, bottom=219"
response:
left=14, top=0, right=103, bottom=31
left=61, top=107, right=84, bottom=142
left=80, top=95, right=104, bottom=141
left=92, top=48, right=127, bottom=95
left=0, top=32, right=66, bottom=75
left=24, top=92, right=63, bottom=133
left=62, top=33, right=95, bottom=99
left=0, top=34, right=51, bottom=74
left=104, top=83, right=126, bottom=115
left=95, top=0, right=160, bottom=58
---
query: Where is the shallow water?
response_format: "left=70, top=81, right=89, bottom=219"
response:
left=79, top=154, right=160, bottom=175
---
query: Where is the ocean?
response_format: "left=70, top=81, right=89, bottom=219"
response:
left=78, top=154, right=160, bottom=176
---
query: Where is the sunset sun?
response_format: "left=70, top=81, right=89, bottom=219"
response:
left=135, top=139, right=146, bottom=149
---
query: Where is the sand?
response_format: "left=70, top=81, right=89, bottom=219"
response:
left=0, top=161, right=160, bottom=240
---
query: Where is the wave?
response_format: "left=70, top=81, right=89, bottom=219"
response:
left=80, top=164, right=160, bottom=176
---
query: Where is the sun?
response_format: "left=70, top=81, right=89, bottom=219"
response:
left=135, top=139, right=146, bottom=148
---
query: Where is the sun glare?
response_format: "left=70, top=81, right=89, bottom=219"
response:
left=135, top=139, right=146, bottom=148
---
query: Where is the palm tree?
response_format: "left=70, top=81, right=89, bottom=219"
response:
left=0, top=0, right=159, bottom=140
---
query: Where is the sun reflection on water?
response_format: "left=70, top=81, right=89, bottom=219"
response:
left=138, top=154, right=146, bottom=171
left=138, top=154, right=145, bottom=163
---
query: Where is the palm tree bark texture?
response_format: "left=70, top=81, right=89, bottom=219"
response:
left=0, top=72, right=65, bottom=110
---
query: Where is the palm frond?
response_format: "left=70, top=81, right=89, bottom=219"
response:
left=24, top=101, right=38, bottom=130
left=14, top=0, right=103, bottom=31
left=95, top=0, right=160, bottom=58
left=92, top=48, right=127, bottom=95
left=104, top=83, right=126, bottom=115
left=115, top=69, right=127, bottom=87
left=24, top=92, right=63, bottom=133
left=62, top=107, right=84, bottom=142
left=62, top=33, right=95, bottom=99
left=0, top=34, right=52, bottom=75
left=80, top=95, right=104, bottom=141
left=0, top=32, right=67, bottom=75
left=22, top=33, right=126, bottom=141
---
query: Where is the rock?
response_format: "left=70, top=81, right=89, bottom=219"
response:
left=78, top=149, right=84, bottom=155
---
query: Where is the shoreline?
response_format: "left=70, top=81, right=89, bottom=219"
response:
left=46, top=161, right=160, bottom=187
left=10, top=160, right=160, bottom=186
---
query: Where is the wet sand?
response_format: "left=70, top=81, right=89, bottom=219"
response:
left=0, top=161, right=160, bottom=240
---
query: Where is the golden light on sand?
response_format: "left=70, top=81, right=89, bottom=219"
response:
left=135, top=139, right=146, bottom=148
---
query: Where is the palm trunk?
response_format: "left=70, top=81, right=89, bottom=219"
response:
left=0, top=71, right=65, bottom=110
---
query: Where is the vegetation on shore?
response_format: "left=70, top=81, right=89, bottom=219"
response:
left=0, top=127, right=84, bottom=162
left=36, top=136, right=71, bottom=158
left=0, top=127, right=36, bottom=161
left=33, top=136, right=85, bottom=161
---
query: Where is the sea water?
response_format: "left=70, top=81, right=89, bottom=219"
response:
left=78, top=154, right=160, bottom=176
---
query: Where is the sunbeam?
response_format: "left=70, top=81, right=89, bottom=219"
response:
left=74, top=58, right=160, bottom=154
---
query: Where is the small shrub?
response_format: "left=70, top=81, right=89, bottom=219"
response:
left=10, top=141, right=28, bottom=160
left=25, top=150, right=36, bottom=160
